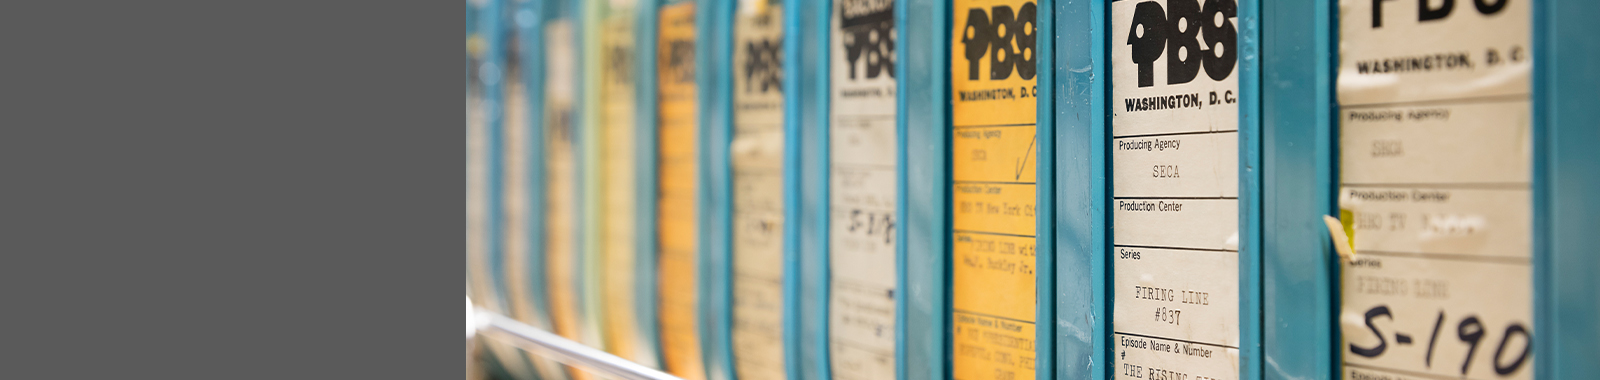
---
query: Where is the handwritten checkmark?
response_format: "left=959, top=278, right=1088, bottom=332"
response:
left=1015, top=134, right=1036, bottom=180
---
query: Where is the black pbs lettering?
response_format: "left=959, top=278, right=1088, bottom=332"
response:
left=1125, top=0, right=1237, bottom=88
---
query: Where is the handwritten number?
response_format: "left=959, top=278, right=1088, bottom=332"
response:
left=1456, top=316, right=1485, bottom=375
left=1350, top=306, right=1391, bottom=358
left=1492, top=324, right=1531, bottom=375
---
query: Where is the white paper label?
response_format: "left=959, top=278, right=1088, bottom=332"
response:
left=828, top=0, right=898, bottom=378
left=1110, top=0, right=1240, bottom=378
left=1337, top=0, right=1534, bottom=378
left=730, top=3, right=788, bottom=380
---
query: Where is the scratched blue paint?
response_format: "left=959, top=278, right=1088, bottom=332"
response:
left=1247, top=0, right=1340, bottom=378
left=1051, top=0, right=1109, bottom=378
left=1033, top=1, right=1057, bottom=379
left=698, top=0, right=737, bottom=378
left=634, top=0, right=666, bottom=368
left=794, top=0, right=833, bottom=378
left=899, top=0, right=949, bottom=378
left=1534, top=1, right=1600, bottom=378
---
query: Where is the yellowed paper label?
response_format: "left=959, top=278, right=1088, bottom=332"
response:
left=1336, top=3, right=1534, bottom=375
left=1110, top=0, right=1242, bottom=378
left=656, top=4, right=707, bottom=379
left=730, top=3, right=788, bottom=379
left=597, top=7, right=650, bottom=366
left=950, top=0, right=1039, bottom=378
left=1337, top=0, right=1534, bottom=378
left=827, top=0, right=898, bottom=378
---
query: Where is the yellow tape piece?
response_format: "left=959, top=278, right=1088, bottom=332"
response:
left=1323, top=214, right=1357, bottom=262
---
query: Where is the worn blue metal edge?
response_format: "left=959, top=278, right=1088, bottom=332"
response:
left=1236, top=0, right=1260, bottom=377
left=790, top=0, right=833, bottom=378
left=470, top=0, right=518, bottom=376
left=635, top=0, right=666, bottom=369
left=697, top=0, right=738, bottom=378
left=1050, top=0, right=1107, bottom=377
left=891, top=0, right=911, bottom=378
left=1252, top=0, right=1339, bottom=378
left=776, top=0, right=807, bottom=378
left=1033, top=1, right=1057, bottom=379
left=484, top=0, right=510, bottom=333
left=1534, top=1, right=1600, bottom=378
left=1237, top=0, right=1258, bottom=377
left=901, top=0, right=950, bottom=378
left=813, top=0, right=833, bottom=377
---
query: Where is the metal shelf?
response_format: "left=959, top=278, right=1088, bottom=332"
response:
left=470, top=306, right=682, bottom=380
